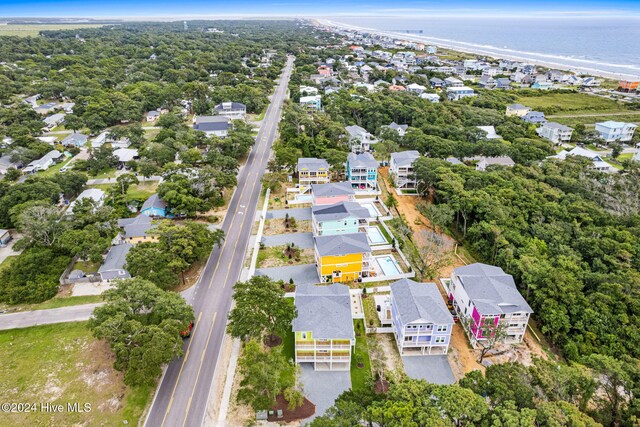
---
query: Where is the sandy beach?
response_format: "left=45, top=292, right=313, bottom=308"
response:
left=317, top=18, right=640, bottom=81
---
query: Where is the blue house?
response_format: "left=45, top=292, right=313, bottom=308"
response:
left=390, top=279, right=454, bottom=355
left=346, top=152, right=378, bottom=191
left=141, top=194, right=170, bottom=218
left=311, top=201, right=370, bottom=236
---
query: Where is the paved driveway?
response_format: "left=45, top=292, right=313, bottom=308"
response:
left=261, top=232, right=314, bottom=249
left=402, top=355, right=455, bottom=385
left=266, top=207, right=311, bottom=220
left=255, top=264, right=319, bottom=285
left=300, top=364, right=351, bottom=421
left=0, top=303, right=102, bottom=330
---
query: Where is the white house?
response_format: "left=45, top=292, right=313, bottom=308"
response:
left=476, top=126, right=501, bottom=140
left=594, top=121, right=637, bottom=143
left=66, top=188, right=106, bottom=215
left=447, top=86, right=475, bottom=101
left=390, top=150, right=420, bottom=190
left=444, top=263, right=533, bottom=347
left=536, top=122, right=574, bottom=145
left=345, top=125, right=378, bottom=153
left=214, top=102, right=246, bottom=119
left=193, top=116, right=231, bottom=138
left=43, top=113, right=65, bottom=131
left=300, top=95, right=322, bottom=110
left=22, top=150, right=62, bottom=173
left=382, top=122, right=409, bottom=137
left=549, top=146, right=617, bottom=173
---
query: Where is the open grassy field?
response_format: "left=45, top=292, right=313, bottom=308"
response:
left=0, top=322, right=153, bottom=427
left=551, top=113, right=640, bottom=127
left=0, top=24, right=104, bottom=37
left=517, top=92, right=633, bottom=115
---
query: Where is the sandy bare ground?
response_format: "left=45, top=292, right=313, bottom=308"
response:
left=263, top=219, right=312, bottom=236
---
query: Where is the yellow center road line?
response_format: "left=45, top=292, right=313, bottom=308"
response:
left=179, top=65, right=290, bottom=425
left=160, top=310, right=202, bottom=427
left=180, top=310, right=218, bottom=426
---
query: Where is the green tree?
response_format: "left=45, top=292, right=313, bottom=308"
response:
left=227, top=275, right=296, bottom=344
left=15, top=203, right=66, bottom=247
left=125, top=242, right=180, bottom=290
left=116, top=172, right=139, bottom=196
left=89, top=278, right=194, bottom=386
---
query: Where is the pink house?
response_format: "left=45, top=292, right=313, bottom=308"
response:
left=311, top=182, right=356, bottom=206
left=317, top=65, right=333, bottom=76
left=443, top=263, right=533, bottom=347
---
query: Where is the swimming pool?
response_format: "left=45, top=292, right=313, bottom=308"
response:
left=366, top=227, right=387, bottom=245
left=376, top=256, right=402, bottom=276
left=296, top=194, right=312, bottom=202
left=360, top=202, right=381, bottom=218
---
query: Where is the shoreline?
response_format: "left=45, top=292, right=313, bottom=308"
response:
left=316, top=18, right=640, bottom=81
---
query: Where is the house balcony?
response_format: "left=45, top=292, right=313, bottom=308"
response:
left=296, top=355, right=351, bottom=362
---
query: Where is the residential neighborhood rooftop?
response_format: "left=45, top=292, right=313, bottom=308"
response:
left=312, top=201, right=370, bottom=222
left=311, top=182, right=355, bottom=198
left=314, top=232, right=370, bottom=257
left=391, top=279, right=454, bottom=325
left=292, top=283, right=355, bottom=340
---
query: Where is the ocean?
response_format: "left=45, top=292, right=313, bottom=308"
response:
left=330, top=16, right=640, bottom=79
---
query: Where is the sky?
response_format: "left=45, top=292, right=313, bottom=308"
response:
left=1, top=0, right=639, bottom=18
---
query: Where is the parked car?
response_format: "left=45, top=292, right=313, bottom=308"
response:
left=181, top=321, right=194, bottom=338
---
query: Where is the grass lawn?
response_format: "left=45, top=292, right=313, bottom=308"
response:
left=72, top=260, right=101, bottom=274
left=88, top=168, right=117, bottom=180
left=0, top=255, right=17, bottom=271
left=126, top=181, right=158, bottom=202
left=282, top=327, right=295, bottom=362
left=552, top=113, right=640, bottom=127
left=38, top=158, right=73, bottom=177
left=516, top=92, right=633, bottom=116
left=350, top=319, right=372, bottom=392
left=362, top=294, right=382, bottom=328
left=0, top=24, right=104, bottom=37
left=256, top=246, right=315, bottom=268
left=0, top=322, right=153, bottom=426
left=0, top=295, right=103, bottom=313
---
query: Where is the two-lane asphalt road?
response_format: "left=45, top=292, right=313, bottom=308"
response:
left=144, top=56, right=294, bottom=427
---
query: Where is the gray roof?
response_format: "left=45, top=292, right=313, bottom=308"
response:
left=62, top=133, right=88, bottom=146
left=292, top=283, right=354, bottom=340
left=117, top=215, right=154, bottom=238
left=215, top=102, right=246, bottom=111
left=390, top=279, right=454, bottom=325
left=507, top=103, right=529, bottom=110
left=542, top=122, right=573, bottom=131
left=391, top=151, right=420, bottom=167
left=194, top=121, right=230, bottom=132
left=297, top=157, right=329, bottom=172
left=453, top=263, right=533, bottom=315
left=312, top=201, right=370, bottom=222
left=141, top=194, right=167, bottom=211
left=445, top=157, right=463, bottom=165
left=478, top=156, right=515, bottom=167
left=311, top=182, right=355, bottom=198
left=315, top=232, right=370, bottom=257
left=347, top=152, right=377, bottom=169
left=98, top=243, right=132, bottom=280
left=386, top=122, right=408, bottom=132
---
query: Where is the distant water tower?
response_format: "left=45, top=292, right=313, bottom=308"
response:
left=183, top=21, right=188, bottom=31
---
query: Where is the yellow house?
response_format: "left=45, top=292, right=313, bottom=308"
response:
left=314, top=233, right=371, bottom=283
left=116, top=215, right=158, bottom=244
left=297, top=158, right=330, bottom=188
left=292, top=283, right=355, bottom=371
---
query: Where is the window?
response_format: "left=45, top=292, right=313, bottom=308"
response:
left=407, top=325, right=417, bottom=329
left=435, top=336, right=446, bottom=343
left=301, top=332, right=307, bottom=340
left=436, top=325, right=447, bottom=332
left=404, top=336, right=413, bottom=341
left=509, top=323, right=520, bottom=328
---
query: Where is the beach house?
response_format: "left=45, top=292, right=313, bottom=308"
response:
left=477, top=126, right=501, bottom=140
left=314, top=233, right=371, bottom=283
left=300, top=95, right=322, bottom=110
left=521, top=111, right=547, bottom=124
left=390, top=150, right=420, bottom=190
left=345, top=125, right=378, bottom=153
left=193, top=116, right=231, bottom=138
left=505, top=104, right=530, bottom=117
left=444, top=263, right=533, bottom=347
left=475, top=156, right=515, bottom=171
left=292, top=283, right=355, bottom=371
left=116, top=215, right=157, bottom=245
left=66, top=188, right=106, bottom=215
left=297, top=158, right=330, bottom=189
left=140, top=194, right=169, bottom=218
left=22, top=150, right=62, bottom=174
left=447, top=86, right=475, bottom=101
left=549, top=146, right=617, bottom=173
left=537, top=122, right=574, bottom=145
left=595, top=121, right=637, bottom=143
left=311, top=201, right=370, bottom=236
left=390, top=279, right=454, bottom=355
left=214, top=102, right=246, bottom=119
left=61, top=133, right=88, bottom=148
left=98, top=243, right=132, bottom=282
left=346, top=152, right=378, bottom=192
left=311, top=182, right=355, bottom=206
left=382, top=122, right=409, bottom=137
